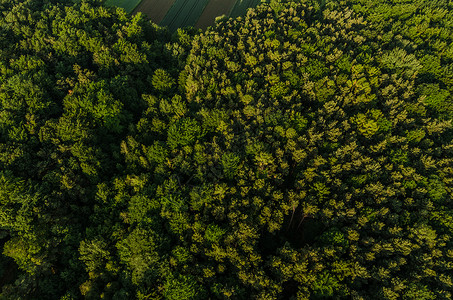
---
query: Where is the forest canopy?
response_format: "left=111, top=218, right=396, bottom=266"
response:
left=0, top=0, right=452, bottom=299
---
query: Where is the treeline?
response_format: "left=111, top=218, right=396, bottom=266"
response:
left=0, top=0, right=452, bottom=299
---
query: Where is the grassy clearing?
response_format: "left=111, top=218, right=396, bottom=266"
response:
left=105, top=0, right=143, bottom=13
left=160, top=0, right=210, bottom=32
left=229, top=0, right=262, bottom=18
left=195, top=0, right=237, bottom=29
left=132, top=0, right=176, bottom=24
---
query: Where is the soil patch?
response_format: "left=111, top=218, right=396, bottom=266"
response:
left=230, top=0, right=261, bottom=18
left=195, top=0, right=237, bottom=30
left=133, top=0, right=176, bottom=24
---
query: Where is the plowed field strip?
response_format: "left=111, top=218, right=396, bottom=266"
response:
left=132, top=0, right=176, bottom=24
left=105, top=0, right=142, bottom=13
left=230, top=0, right=261, bottom=18
left=160, top=0, right=210, bottom=32
left=195, top=0, right=237, bottom=30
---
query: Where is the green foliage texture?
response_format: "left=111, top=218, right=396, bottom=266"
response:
left=0, top=0, right=452, bottom=299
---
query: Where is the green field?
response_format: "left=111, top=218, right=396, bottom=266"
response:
left=160, top=0, right=211, bottom=32
left=105, top=0, right=142, bottom=13
left=230, top=0, right=262, bottom=18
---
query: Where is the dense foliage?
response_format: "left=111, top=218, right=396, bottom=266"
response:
left=0, top=0, right=452, bottom=299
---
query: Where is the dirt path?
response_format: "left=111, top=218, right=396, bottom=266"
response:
left=132, top=0, right=176, bottom=24
left=195, top=0, right=237, bottom=30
